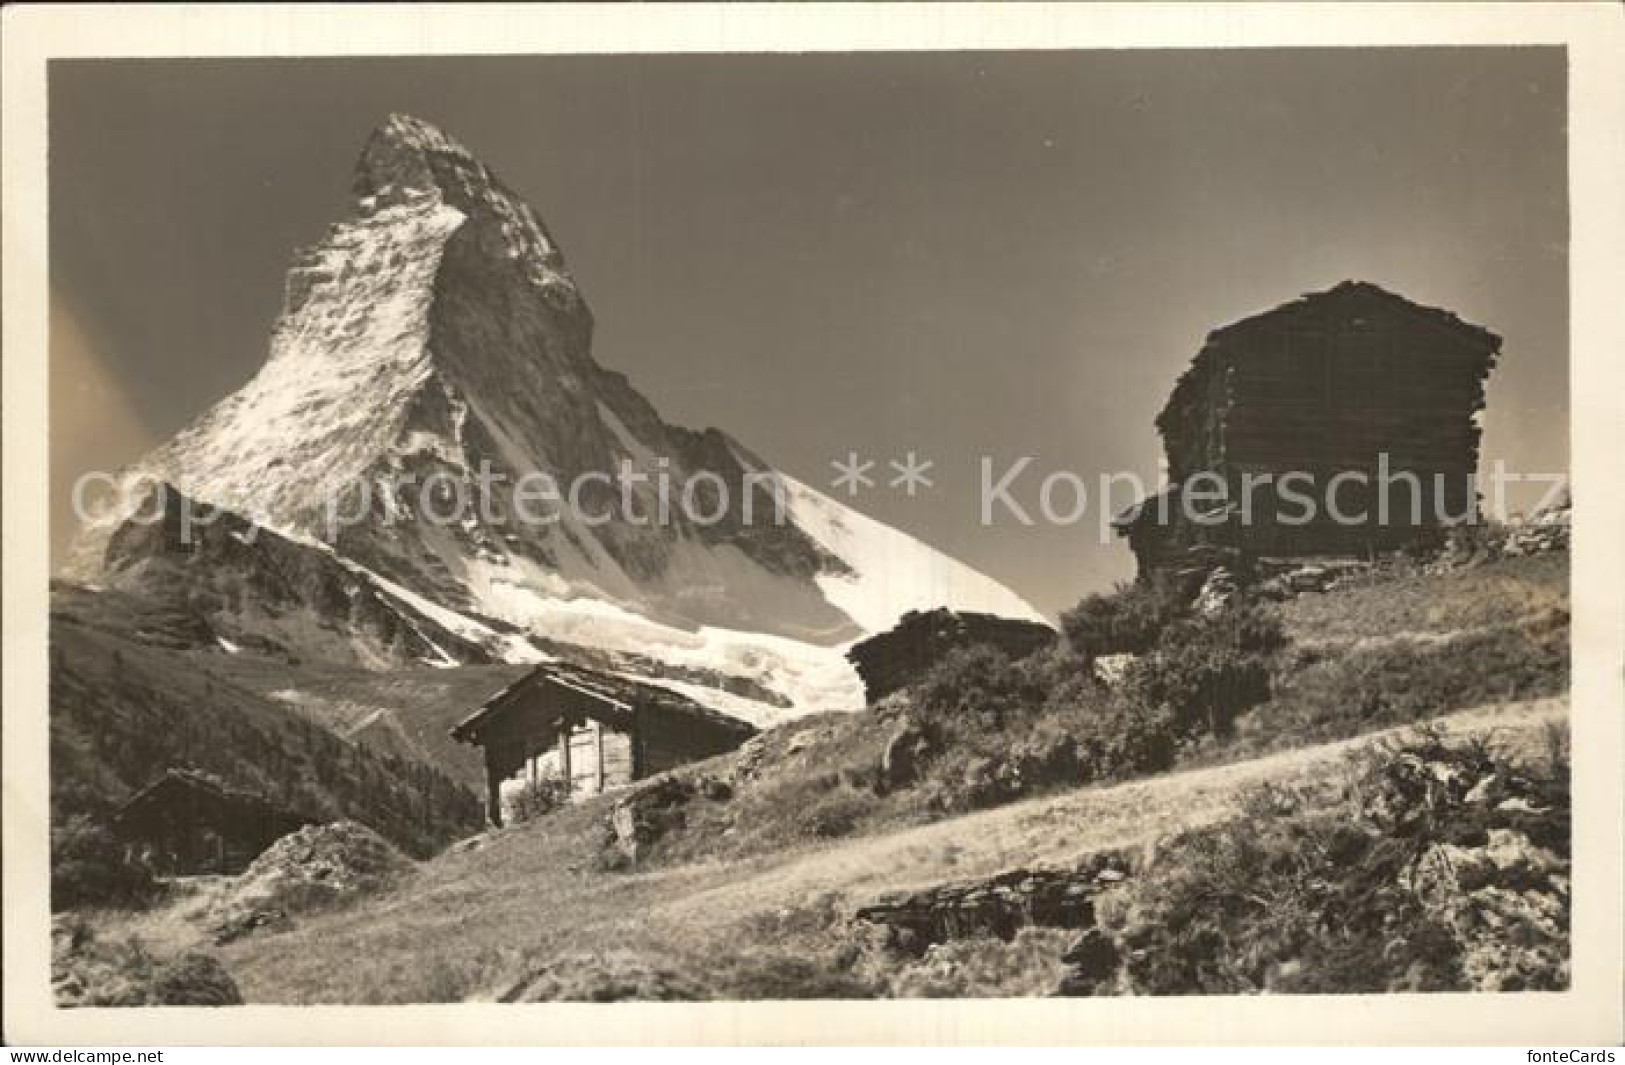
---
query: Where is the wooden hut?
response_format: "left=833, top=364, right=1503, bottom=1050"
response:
left=846, top=608, right=1057, bottom=704
left=111, top=769, right=313, bottom=875
left=449, top=663, right=757, bottom=826
left=1115, top=281, right=1501, bottom=577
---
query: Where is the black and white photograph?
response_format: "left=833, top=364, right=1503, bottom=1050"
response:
left=4, top=2, right=1623, bottom=1049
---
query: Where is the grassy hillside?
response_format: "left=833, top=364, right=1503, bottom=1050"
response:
left=87, top=696, right=1556, bottom=1002
left=51, top=576, right=530, bottom=794
left=61, top=551, right=1570, bottom=1000
left=1273, top=552, right=1566, bottom=645
left=571, top=553, right=1569, bottom=871
left=1216, top=552, right=1568, bottom=760
left=50, top=614, right=484, bottom=861
left=208, top=658, right=531, bottom=793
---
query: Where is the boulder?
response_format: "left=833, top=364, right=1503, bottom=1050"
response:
left=498, top=951, right=708, bottom=1002
left=697, top=777, right=733, bottom=802
left=729, top=735, right=770, bottom=783
left=605, top=773, right=730, bottom=864
left=1287, top=565, right=1330, bottom=592
left=1092, top=652, right=1137, bottom=689
left=1193, top=567, right=1240, bottom=617
left=1059, top=929, right=1120, bottom=984
left=855, top=865, right=1108, bottom=956
left=211, top=906, right=293, bottom=945
left=53, top=920, right=243, bottom=1007
left=149, top=953, right=244, bottom=1006
left=205, top=821, right=411, bottom=942
left=1482, top=828, right=1563, bottom=881
left=1254, top=576, right=1292, bottom=602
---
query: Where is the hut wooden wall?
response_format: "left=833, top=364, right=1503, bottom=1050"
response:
left=635, top=708, right=748, bottom=778
left=472, top=672, right=749, bottom=826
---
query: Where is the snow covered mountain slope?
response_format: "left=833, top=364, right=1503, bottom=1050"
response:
left=63, top=114, right=1042, bottom=723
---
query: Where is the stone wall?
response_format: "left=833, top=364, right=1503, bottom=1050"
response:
left=854, top=850, right=1133, bottom=993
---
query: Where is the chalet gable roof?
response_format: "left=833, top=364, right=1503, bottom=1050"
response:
left=1207, top=280, right=1502, bottom=349
left=1155, top=280, right=1502, bottom=433
left=112, top=768, right=310, bottom=827
left=449, top=662, right=756, bottom=745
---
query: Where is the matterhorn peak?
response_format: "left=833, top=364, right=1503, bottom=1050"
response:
left=344, top=113, right=581, bottom=319
left=376, top=112, right=471, bottom=154
left=353, top=112, right=493, bottom=205
left=65, top=113, right=1043, bottom=723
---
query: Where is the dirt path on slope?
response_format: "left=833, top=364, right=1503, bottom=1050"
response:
left=658, top=696, right=1568, bottom=920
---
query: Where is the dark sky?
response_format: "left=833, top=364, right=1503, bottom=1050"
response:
left=49, top=50, right=1567, bottom=615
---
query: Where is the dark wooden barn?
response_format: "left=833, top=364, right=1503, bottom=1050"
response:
left=1115, top=281, right=1501, bottom=577
left=111, top=769, right=313, bottom=876
left=449, top=663, right=757, bottom=826
left=846, top=608, right=1058, bottom=704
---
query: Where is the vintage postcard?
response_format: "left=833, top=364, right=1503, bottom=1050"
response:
left=3, top=3, right=1622, bottom=1047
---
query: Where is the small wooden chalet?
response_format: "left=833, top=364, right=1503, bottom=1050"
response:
left=846, top=608, right=1057, bottom=704
left=111, top=769, right=313, bottom=876
left=1115, top=281, right=1501, bottom=578
left=450, top=663, right=757, bottom=826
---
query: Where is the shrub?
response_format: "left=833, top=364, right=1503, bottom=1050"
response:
left=1008, top=720, right=1083, bottom=790
left=1015, top=643, right=1097, bottom=694
left=1232, top=609, right=1288, bottom=654
left=51, top=815, right=160, bottom=912
left=148, top=952, right=244, bottom=1005
left=1123, top=607, right=1280, bottom=740
left=1069, top=693, right=1181, bottom=782
left=509, top=773, right=572, bottom=824
left=911, top=645, right=1045, bottom=733
left=52, top=923, right=159, bottom=1006
left=899, top=635, right=1204, bottom=811
left=1060, top=582, right=1184, bottom=658
left=1126, top=643, right=1271, bottom=740
left=800, top=786, right=876, bottom=839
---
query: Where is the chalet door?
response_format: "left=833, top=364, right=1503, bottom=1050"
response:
left=567, top=723, right=601, bottom=796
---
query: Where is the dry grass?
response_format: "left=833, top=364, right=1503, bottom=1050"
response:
left=1214, top=554, right=1570, bottom=761
left=1274, top=553, right=1567, bottom=647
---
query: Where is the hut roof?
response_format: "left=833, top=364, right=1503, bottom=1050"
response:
left=112, top=768, right=310, bottom=828
left=1207, top=280, right=1502, bottom=348
left=845, top=607, right=1058, bottom=702
left=449, top=662, right=756, bottom=746
left=1157, top=280, right=1502, bottom=433
left=847, top=607, right=1055, bottom=653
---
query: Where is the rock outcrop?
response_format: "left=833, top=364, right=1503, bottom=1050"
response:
left=207, top=821, right=412, bottom=943
left=53, top=919, right=243, bottom=1007
left=602, top=774, right=732, bottom=866
left=1502, top=495, right=1571, bottom=557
